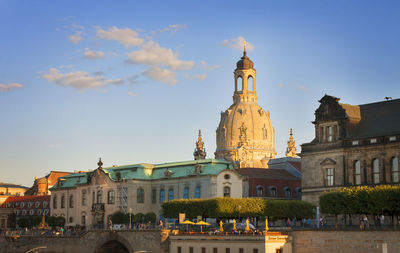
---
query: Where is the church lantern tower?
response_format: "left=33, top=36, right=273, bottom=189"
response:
left=215, top=45, right=276, bottom=168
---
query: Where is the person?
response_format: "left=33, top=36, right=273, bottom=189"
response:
left=363, top=215, right=369, bottom=229
left=380, top=215, right=385, bottom=228
left=307, top=218, right=311, bottom=228
left=293, top=217, right=297, bottom=228
left=286, top=218, right=291, bottom=228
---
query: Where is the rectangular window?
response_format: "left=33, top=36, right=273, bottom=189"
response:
left=202, top=247, right=206, bottom=253
left=276, top=249, right=282, bottom=253
left=327, top=126, right=333, bottom=142
left=177, top=247, right=181, bottom=253
left=160, top=189, right=165, bottom=203
left=184, top=187, right=189, bottom=199
left=239, top=249, right=244, bottom=253
left=61, top=195, right=65, bottom=208
left=82, top=191, right=86, bottom=206
left=370, top=138, right=377, bottom=144
left=168, top=188, right=174, bottom=201
left=320, top=127, right=324, bottom=142
left=108, top=190, right=115, bottom=204
left=213, top=248, right=218, bottom=253
left=352, top=140, right=359, bottom=146
left=53, top=196, right=57, bottom=209
left=392, top=157, right=399, bottom=183
left=225, top=248, right=230, bottom=253
left=253, top=249, right=258, bottom=253
left=389, top=136, right=396, bottom=142
left=195, top=186, right=201, bottom=199
left=373, top=159, right=380, bottom=184
left=190, top=247, right=194, bottom=253
left=326, top=168, right=334, bottom=186
left=152, top=189, right=157, bottom=204
left=354, top=161, right=361, bottom=185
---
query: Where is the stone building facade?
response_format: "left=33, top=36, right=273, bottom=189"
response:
left=215, top=48, right=276, bottom=168
left=301, top=95, right=400, bottom=203
left=50, top=156, right=244, bottom=228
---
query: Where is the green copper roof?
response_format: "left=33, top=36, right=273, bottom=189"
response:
left=51, top=159, right=234, bottom=190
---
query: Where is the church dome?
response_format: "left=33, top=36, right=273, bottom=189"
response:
left=236, top=52, right=254, bottom=70
left=215, top=50, right=276, bottom=168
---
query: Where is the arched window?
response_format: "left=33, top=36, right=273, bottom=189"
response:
left=168, top=188, right=174, bottom=201
left=81, top=214, right=86, bottom=226
left=53, top=195, right=57, bottom=209
left=69, top=217, right=73, bottom=223
left=108, top=190, right=115, bottom=204
left=296, top=187, right=302, bottom=198
left=223, top=186, right=231, bottom=197
left=61, top=194, right=65, bottom=208
left=69, top=194, right=74, bottom=208
left=159, top=189, right=165, bottom=203
left=354, top=160, right=361, bottom=185
left=248, top=76, right=254, bottom=91
left=82, top=190, right=87, bottom=206
left=373, top=159, right=380, bottom=184
left=183, top=186, right=189, bottom=199
left=256, top=186, right=264, bottom=197
left=269, top=186, right=277, bottom=197
left=137, top=188, right=144, bottom=203
left=392, top=157, right=399, bottom=183
left=284, top=187, right=292, bottom=198
left=195, top=185, right=201, bottom=199
left=92, top=191, right=95, bottom=205
left=97, top=190, right=103, bottom=203
left=236, top=76, right=243, bottom=91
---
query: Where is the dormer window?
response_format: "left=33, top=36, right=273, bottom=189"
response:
left=327, top=126, right=333, bottom=142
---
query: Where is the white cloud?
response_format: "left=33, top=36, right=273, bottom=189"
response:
left=59, top=64, right=73, bottom=69
left=142, top=67, right=176, bottom=85
left=42, top=68, right=122, bottom=90
left=153, top=24, right=186, bottom=36
left=68, top=31, right=82, bottom=44
left=127, top=91, right=136, bottom=96
left=184, top=73, right=207, bottom=81
left=97, top=26, right=144, bottom=47
left=0, top=83, right=23, bottom=92
left=126, top=41, right=194, bottom=70
left=221, top=36, right=254, bottom=51
left=82, top=48, right=105, bottom=59
left=105, top=79, right=124, bottom=85
left=199, top=60, right=219, bottom=71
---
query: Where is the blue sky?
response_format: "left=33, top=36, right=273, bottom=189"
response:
left=1, top=0, right=399, bottom=186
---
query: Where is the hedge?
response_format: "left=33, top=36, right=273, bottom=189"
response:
left=162, top=197, right=314, bottom=219
left=319, top=185, right=400, bottom=216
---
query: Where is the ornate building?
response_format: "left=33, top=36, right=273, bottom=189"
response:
left=285, top=129, right=298, bottom=158
left=50, top=133, right=244, bottom=228
left=301, top=95, right=400, bottom=203
left=215, top=48, right=276, bottom=168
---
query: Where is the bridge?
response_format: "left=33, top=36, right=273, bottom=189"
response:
left=0, top=229, right=170, bottom=253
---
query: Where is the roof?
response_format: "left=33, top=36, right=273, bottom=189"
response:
left=51, top=159, right=234, bottom=190
left=0, top=183, right=29, bottom=189
left=345, top=98, right=400, bottom=138
left=236, top=168, right=300, bottom=180
left=1, top=195, right=50, bottom=207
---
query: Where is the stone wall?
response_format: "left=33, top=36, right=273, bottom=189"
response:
left=290, top=230, right=400, bottom=253
left=0, top=230, right=169, bottom=253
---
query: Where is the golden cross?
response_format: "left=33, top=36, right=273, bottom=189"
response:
left=244, top=40, right=247, bottom=52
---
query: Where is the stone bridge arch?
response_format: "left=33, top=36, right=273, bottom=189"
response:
left=94, top=232, right=134, bottom=253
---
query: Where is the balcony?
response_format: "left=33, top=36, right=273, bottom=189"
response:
left=91, top=203, right=105, bottom=212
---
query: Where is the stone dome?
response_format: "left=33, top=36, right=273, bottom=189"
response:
left=215, top=51, right=276, bottom=168
left=236, top=52, right=254, bottom=70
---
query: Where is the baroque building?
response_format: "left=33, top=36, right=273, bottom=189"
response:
left=301, top=95, right=400, bottom=203
left=50, top=133, right=244, bottom=228
left=215, top=47, right=276, bottom=168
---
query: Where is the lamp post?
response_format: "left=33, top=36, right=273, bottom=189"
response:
left=129, top=208, right=132, bottom=229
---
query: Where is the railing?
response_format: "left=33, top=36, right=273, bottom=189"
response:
left=91, top=203, right=105, bottom=212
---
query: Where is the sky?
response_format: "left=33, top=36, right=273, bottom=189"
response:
left=1, top=0, right=400, bottom=187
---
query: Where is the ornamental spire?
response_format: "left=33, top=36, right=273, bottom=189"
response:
left=285, top=128, right=298, bottom=158
left=97, top=157, right=103, bottom=169
left=243, top=40, right=247, bottom=56
left=194, top=130, right=206, bottom=160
